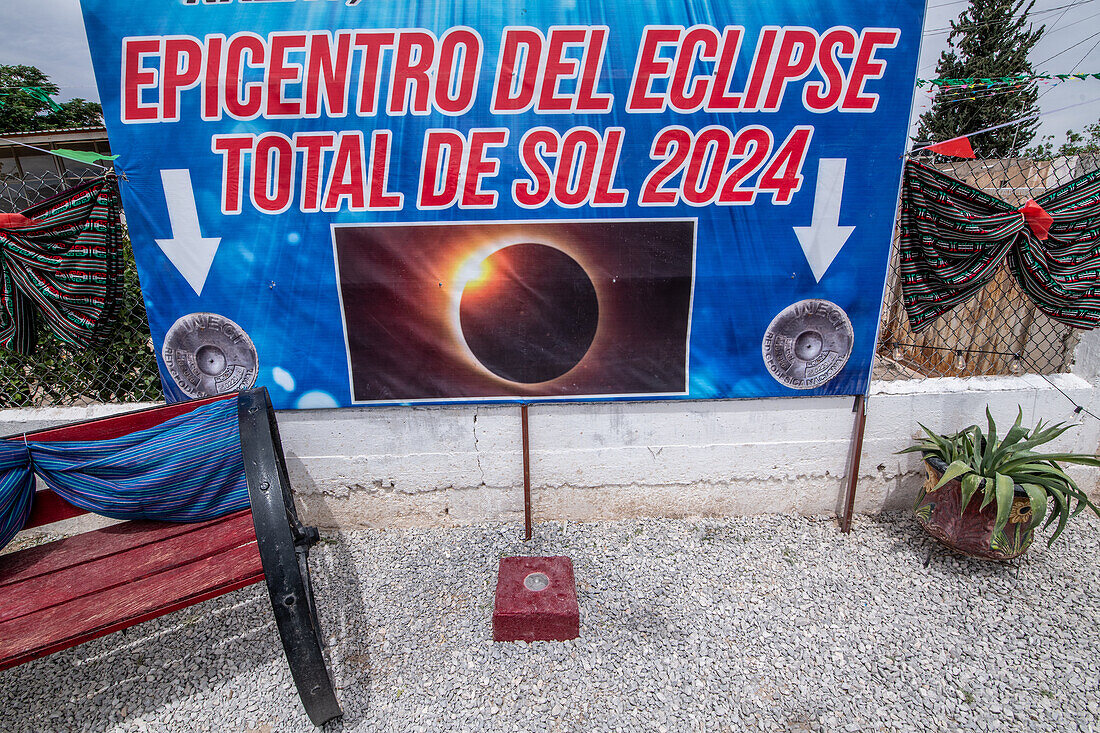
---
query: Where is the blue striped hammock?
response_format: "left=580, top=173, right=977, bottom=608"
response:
left=0, top=398, right=250, bottom=551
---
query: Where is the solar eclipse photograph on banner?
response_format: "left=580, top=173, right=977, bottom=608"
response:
left=332, top=219, right=696, bottom=402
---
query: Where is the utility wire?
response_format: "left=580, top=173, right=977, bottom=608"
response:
left=1031, top=0, right=1082, bottom=114
left=1060, top=34, right=1100, bottom=78
left=922, top=1, right=1087, bottom=36
left=882, top=342, right=1100, bottom=422
left=918, top=0, right=1091, bottom=73
left=0, top=136, right=111, bottom=170
left=909, top=95, right=1100, bottom=151
left=1036, top=29, right=1100, bottom=66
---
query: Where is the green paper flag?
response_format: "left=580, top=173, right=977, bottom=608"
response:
left=20, top=87, right=62, bottom=112
left=52, top=149, right=119, bottom=165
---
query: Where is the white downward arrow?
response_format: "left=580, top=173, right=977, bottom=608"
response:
left=154, top=169, right=221, bottom=296
left=793, top=158, right=855, bottom=283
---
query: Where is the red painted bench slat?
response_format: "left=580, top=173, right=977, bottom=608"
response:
left=0, top=511, right=258, bottom=624
left=0, top=540, right=263, bottom=671
left=23, top=394, right=231, bottom=443
left=22, top=489, right=88, bottom=529
left=0, top=511, right=253, bottom=589
left=0, top=399, right=264, bottom=674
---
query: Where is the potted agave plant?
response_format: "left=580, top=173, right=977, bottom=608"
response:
left=900, top=408, right=1100, bottom=560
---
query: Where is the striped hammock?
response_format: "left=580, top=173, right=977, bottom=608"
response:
left=899, top=160, right=1100, bottom=332
left=0, top=177, right=123, bottom=354
left=0, top=398, right=250, bottom=552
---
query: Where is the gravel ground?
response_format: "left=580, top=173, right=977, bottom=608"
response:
left=3, top=511, right=1100, bottom=733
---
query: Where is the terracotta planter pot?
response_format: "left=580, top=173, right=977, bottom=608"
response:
left=914, top=456, right=1036, bottom=561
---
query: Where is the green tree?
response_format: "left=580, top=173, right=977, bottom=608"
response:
left=915, top=0, right=1045, bottom=157
left=1025, top=122, right=1100, bottom=158
left=0, top=65, right=103, bottom=134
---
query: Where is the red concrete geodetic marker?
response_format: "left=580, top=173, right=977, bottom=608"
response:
left=493, top=556, right=579, bottom=642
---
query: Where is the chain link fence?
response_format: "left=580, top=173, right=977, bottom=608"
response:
left=874, top=154, right=1100, bottom=381
left=0, top=170, right=162, bottom=408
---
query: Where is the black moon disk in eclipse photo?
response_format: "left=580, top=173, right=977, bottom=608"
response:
left=458, top=243, right=599, bottom=384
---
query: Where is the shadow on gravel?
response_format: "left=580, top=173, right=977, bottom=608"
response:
left=0, top=586, right=285, bottom=732
left=303, top=516, right=373, bottom=732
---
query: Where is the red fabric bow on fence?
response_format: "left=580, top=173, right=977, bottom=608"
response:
left=0, top=177, right=123, bottom=354
left=1018, top=199, right=1054, bottom=241
left=899, top=160, right=1100, bottom=332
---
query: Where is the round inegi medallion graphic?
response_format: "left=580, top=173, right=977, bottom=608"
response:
left=162, top=313, right=259, bottom=398
left=762, top=300, right=853, bottom=389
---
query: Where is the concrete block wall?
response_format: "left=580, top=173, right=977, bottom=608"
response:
left=3, top=372, right=1098, bottom=531
left=278, top=396, right=861, bottom=529
left=275, top=374, right=1100, bottom=529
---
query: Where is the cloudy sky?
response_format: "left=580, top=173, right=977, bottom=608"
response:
left=2, top=0, right=1098, bottom=146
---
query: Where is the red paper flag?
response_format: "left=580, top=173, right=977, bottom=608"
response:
left=0, top=213, right=37, bottom=229
left=925, top=137, right=976, bottom=158
left=1018, top=198, right=1053, bottom=240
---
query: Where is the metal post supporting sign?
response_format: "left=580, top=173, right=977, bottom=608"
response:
left=841, top=394, right=868, bottom=533
left=521, top=404, right=532, bottom=540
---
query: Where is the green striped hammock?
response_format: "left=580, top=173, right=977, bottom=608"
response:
left=899, top=160, right=1100, bottom=333
left=0, top=177, right=123, bottom=354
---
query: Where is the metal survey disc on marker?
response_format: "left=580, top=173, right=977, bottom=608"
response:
left=762, top=299, right=853, bottom=389
left=162, top=313, right=259, bottom=398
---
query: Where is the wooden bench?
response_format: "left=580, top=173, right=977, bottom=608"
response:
left=0, top=388, right=342, bottom=727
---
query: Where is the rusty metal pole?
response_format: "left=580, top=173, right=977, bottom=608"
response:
left=841, top=394, right=867, bottom=534
left=521, top=404, right=532, bottom=540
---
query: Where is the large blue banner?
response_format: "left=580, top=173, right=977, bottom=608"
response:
left=79, top=0, right=924, bottom=409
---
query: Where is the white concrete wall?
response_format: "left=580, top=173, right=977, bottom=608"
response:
left=4, top=372, right=1096, bottom=530
left=273, top=374, right=1100, bottom=529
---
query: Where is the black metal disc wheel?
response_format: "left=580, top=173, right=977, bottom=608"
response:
left=238, top=388, right=342, bottom=727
